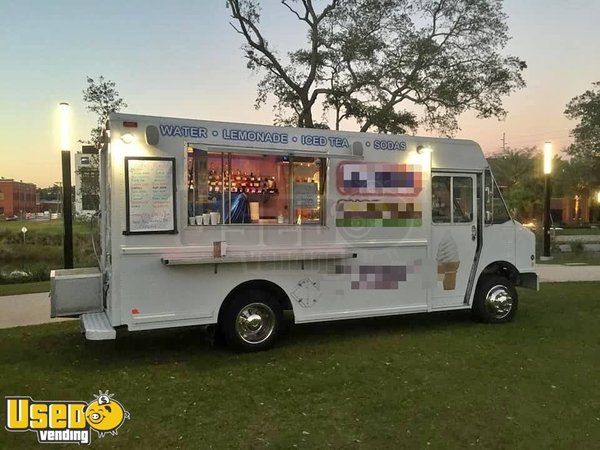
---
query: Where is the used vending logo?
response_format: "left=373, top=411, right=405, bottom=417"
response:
left=5, top=391, right=130, bottom=444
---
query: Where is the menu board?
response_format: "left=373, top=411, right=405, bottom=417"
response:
left=294, top=182, right=319, bottom=208
left=125, top=157, right=177, bottom=234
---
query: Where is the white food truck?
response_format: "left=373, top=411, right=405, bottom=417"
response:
left=50, top=113, right=537, bottom=351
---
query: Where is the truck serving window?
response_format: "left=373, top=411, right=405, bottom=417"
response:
left=484, top=170, right=511, bottom=224
left=292, top=157, right=324, bottom=225
left=187, top=148, right=324, bottom=225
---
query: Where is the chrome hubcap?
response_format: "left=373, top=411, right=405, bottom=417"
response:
left=235, top=303, right=275, bottom=344
left=485, top=285, right=513, bottom=319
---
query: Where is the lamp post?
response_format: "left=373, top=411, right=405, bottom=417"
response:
left=542, top=142, right=553, bottom=260
left=59, top=102, right=73, bottom=269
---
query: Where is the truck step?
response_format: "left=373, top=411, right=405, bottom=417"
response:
left=80, top=312, right=116, bottom=341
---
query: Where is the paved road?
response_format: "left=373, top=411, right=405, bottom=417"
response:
left=0, top=292, right=73, bottom=330
left=1, top=265, right=599, bottom=330
left=537, top=264, right=600, bottom=282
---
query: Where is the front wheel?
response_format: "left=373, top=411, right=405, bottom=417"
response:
left=472, top=275, right=518, bottom=323
left=220, top=290, right=283, bottom=352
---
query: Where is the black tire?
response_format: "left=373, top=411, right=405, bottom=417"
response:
left=472, top=275, right=518, bottom=323
left=220, top=289, right=283, bottom=352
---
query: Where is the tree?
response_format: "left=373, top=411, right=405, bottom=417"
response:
left=565, top=81, right=600, bottom=160
left=487, top=146, right=535, bottom=188
left=227, top=0, right=526, bottom=133
left=37, top=184, right=62, bottom=202
left=564, top=82, right=600, bottom=194
left=82, top=76, right=128, bottom=148
left=78, top=76, right=127, bottom=212
left=488, top=147, right=542, bottom=220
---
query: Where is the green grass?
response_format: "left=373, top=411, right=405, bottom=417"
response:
left=1, top=282, right=599, bottom=448
left=556, top=227, right=600, bottom=236
left=0, top=219, right=97, bottom=284
left=533, top=229, right=600, bottom=265
left=0, top=219, right=89, bottom=235
left=0, top=281, right=50, bottom=296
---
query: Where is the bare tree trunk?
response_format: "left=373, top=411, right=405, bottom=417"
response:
left=303, top=112, right=314, bottom=128
left=298, top=98, right=314, bottom=128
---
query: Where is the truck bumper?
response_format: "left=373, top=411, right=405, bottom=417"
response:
left=517, top=271, right=539, bottom=291
left=80, top=312, right=116, bottom=340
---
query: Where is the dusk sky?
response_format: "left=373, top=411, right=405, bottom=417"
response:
left=1, top=0, right=599, bottom=187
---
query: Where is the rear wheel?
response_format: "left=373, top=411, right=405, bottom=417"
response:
left=220, top=289, right=283, bottom=352
left=473, top=275, right=518, bottom=323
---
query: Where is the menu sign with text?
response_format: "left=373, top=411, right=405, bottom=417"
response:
left=125, top=157, right=177, bottom=234
left=294, top=182, right=319, bottom=208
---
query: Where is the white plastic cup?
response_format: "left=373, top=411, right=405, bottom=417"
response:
left=250, top=202, right=260, bottom=221
left=189, top=217, right=196, bottom=226
left=210, top=212, right=220, bottom=225
left=202, top=213, right=210, bottom=225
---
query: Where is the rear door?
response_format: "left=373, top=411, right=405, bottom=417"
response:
left=430, top=173, right=478, bottom=308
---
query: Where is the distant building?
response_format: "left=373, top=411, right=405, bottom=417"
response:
left=0, top=178, right=38, bottom=217
left=551, top=194, right=594, bottom=225
left=75, top=145, right=100, bottom=216
left=39, top=199, right=61, bottom=214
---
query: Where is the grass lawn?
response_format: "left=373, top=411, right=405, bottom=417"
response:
left=1, top=282, right=599, bottom=448
left=556, top=228, right=600, bottom=236
left=533, top=229, right=600, bottom=265
left=537, top=252, right=600, bottom=265
left=0, top=281, right=50, bottom=296
left=0, top=219, right=89, bottom=235
left=0, top=219, right=97, bottom=283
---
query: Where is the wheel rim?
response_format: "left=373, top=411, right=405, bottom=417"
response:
left=235, top=303, right=276, bottom=344
left=484, top=284, right=514, bottom=319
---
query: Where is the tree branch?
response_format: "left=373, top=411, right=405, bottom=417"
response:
left=228, top=0, right=302, bottom=95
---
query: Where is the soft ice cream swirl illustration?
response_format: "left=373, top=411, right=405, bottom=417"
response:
left=436, top=232, right=459, bottom=263
left=436, top=232, right=460, bottom=290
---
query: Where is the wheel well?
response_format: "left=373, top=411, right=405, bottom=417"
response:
left=218, top=280, right=294, bottom=323
left=479, top=261, right=519, bottom=285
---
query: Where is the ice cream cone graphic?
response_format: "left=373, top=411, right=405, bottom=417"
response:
left=436, top=232, right=460, bottom=290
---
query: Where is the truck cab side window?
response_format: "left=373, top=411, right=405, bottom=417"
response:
left=433, top=175, right=473, bottom=224
left=432, top=176, right=451, bottom=223
left=452, top=177, right=473, bottom=223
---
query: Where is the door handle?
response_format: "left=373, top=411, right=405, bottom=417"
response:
left=471, top=225, right=477, bottom=241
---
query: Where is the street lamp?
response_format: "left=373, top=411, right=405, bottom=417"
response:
left=59, top=102, right=73, bottom=269
left=542, top=142, right=553, bottom=260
